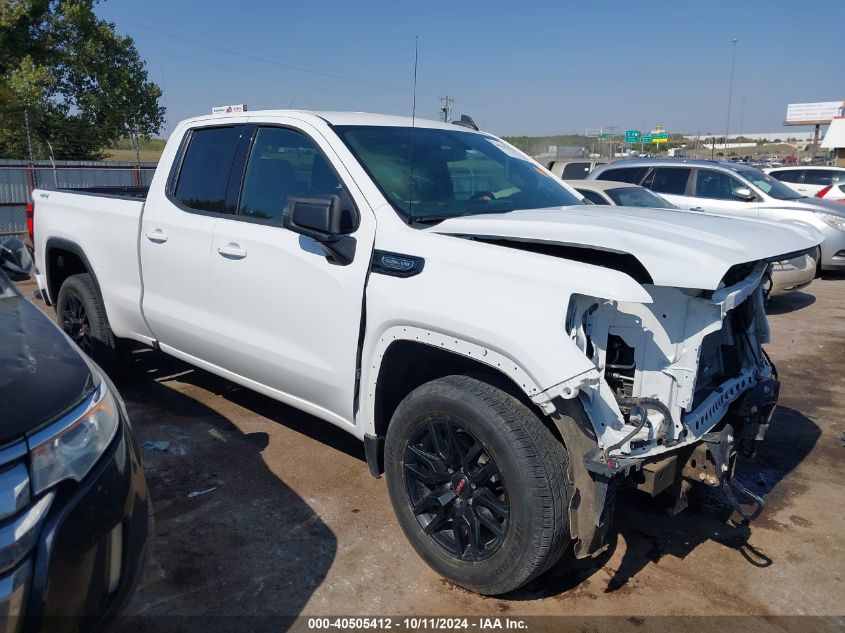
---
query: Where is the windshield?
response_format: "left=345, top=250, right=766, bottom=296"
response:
left=606, top=186, right=676, bottom=209
left=732, top=166, right=803, bottom=201
left=335, top=126, right=582, bottom=220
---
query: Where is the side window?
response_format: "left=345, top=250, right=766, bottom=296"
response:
left=579, top=190, right=608, bottom=205
left=598, top=166, right=649, bottom=184
left=771, top=170, right=801, bottom=183
left=803, top=170, right=834, bottom=186
left=173, top=126, right=247, bottom=214
left=694, top=170, right=746, bottom=200
left=238, top=127, right=346, bottom=224
left=643, top=167, right=691, bottom=195
left=561, top=162, right=591, bottom=179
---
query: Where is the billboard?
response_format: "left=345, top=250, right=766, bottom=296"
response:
left=785, top=101, right=844, bottom=126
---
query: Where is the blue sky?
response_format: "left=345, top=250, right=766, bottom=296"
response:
left=97, top=0, right=844, bottom=138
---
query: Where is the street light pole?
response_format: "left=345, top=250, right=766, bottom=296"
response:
left=724, top=38, right=738, bottom=156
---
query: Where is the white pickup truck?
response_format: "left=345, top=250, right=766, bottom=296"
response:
left=31, top=110, right=820, bottom=595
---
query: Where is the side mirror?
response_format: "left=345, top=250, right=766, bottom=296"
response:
left=283, top=195, right=356, bottom=265
left=732, top=186, right=756, bottom=201
left=0, top=237, right=32, bottom=281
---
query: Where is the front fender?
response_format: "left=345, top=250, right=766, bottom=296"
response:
left=356, top=231, right=651, bottom=436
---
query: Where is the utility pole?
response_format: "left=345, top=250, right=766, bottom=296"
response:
left=606, top=126, right=617, bottom=159
left=439, top=96, right=454, bottom=123
left=133, top=131, right=142, bottom=168
left=24, top=109, right=35, bottom=162
left=724, top=38, right=739, bottom=155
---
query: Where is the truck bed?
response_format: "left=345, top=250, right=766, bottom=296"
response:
left=32, top=186, right=152, bottom=343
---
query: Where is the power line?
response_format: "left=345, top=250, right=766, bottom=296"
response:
left=123, top=20, right=414, bottom=96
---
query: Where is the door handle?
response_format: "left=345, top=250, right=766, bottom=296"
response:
left=145, top=229, right=168, bottom=243
left=216, top=243, right=247, bottom=260
left=690, top=206, right=704, bottom=211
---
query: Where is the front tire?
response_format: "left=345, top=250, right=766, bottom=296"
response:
left=56, top=273, right=130, bottom=374
left=384, top=375, right=572, bottom=595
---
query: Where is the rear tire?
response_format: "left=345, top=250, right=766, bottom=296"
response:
left=384, top=375, right=572, bottom=595
left=56, top=273, right=130, bottom=375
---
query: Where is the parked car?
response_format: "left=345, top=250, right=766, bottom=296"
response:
left=567, top=179, right=678, bottom=208
left=815, top=182, right=845, bottom=203
left=765, top=166, right=845, bottom=198
left=589, top=159, right=844, bottom=272
left=547, top=158, right=607, bottom=180
left=569, top=179, right=816, bottom=297
left=30, top=110, right=819, bottom=595
left=0, top=236, right=149, bottom=630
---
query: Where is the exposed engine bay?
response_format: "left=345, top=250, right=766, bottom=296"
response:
left=555, top=260, right=782, bottom=557
left=566, top=260, right=778, bottom=461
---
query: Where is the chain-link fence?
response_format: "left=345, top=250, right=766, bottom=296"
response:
left=0, top=159, right=157, bottom=236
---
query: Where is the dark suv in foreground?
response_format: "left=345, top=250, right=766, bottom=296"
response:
left=0, top=237, right=149, bottom=632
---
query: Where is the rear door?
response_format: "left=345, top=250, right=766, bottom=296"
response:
left=140, top=123, right=254, bottom=360
left=639, top=166, right=692, bottom=208
left=799, top=169, right=836, bottom=197
left=207, top=119, right=375, bottom=427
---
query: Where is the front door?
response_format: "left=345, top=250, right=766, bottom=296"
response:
left=688, top=168, right=759, bottom=219
left=207, top=121, right=375, bottom=427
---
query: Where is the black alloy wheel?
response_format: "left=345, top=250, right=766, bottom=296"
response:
left=403, top=419, right=509, bottom=562
left=61, top=293, right=93, bottom=355
left=384, top=375, right=573, bottom=595
left=56, top=273, right=130, bottom=374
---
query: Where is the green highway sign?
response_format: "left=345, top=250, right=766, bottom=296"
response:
left=625, top=130, right=640, bottom=143
left=641, top=133, right=653, bottom=143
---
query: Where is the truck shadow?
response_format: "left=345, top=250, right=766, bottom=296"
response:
left=126, top=348, right=366, bottom=465
left=109, top=349, right=338, bottom=631
left=508, top=404, right=820, bottom=600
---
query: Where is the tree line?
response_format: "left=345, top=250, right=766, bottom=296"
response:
left=0, top=0, right=164, bottom=160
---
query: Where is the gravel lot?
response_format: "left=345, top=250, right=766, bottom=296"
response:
left=17, top=276, right=845, bottom=628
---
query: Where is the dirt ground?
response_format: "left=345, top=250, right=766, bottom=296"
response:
left=18, top=276, right=845, bottom=629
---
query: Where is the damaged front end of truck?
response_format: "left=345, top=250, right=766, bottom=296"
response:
left=551, top=260, right=782, bottom=559
left=433, top=205, right=823, bottom=561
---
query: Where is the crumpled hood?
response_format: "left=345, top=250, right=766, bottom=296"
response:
left=430, top=206, right=822, bottom=290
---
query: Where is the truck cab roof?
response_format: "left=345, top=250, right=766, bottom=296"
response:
left=184, top=109, right=475, bottom=132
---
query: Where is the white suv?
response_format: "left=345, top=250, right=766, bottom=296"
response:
left=590, top=159, right=845, bottom=272
left=766, top=166, right=845, bottom=198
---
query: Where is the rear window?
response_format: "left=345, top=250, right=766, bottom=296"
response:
left=597, top=166, right=649, bottom=184
left=561, top=162, right=591, bottom=179
left=803, top=169, right=834, bottom=186
left=642, top=167, right=691, bottom=195
left=173, top=126, right=248, bottom=214
left=606, top=186, right=675, bottom=208
left=578, top=190, right=609, bottom=205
